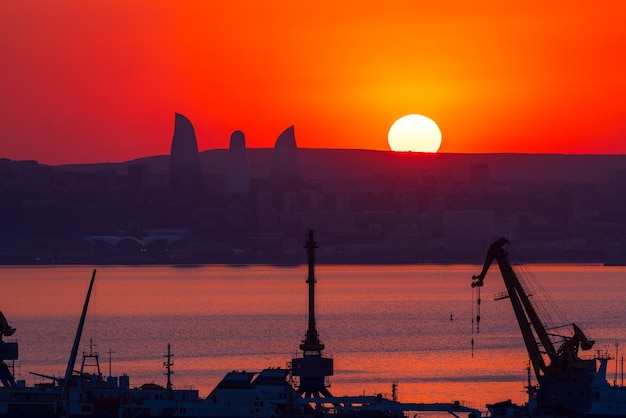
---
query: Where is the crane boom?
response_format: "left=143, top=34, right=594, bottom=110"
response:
left=471, top=238, right=626, bottom=417
left=472, top=238, right=593, bottom=380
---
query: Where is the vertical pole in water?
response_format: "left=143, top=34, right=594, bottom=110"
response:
left=61, top=269, right=97, bottom=413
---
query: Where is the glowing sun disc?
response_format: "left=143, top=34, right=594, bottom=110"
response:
left=388, top=114, right=442, bottom=152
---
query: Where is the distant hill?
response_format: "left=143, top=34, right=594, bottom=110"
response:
left=54, top=149, right=626, bottom=183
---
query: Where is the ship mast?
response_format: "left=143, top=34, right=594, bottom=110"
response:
left=79, top=338, right=103, bottom=383
left=291, top=230, right=333, bottom=398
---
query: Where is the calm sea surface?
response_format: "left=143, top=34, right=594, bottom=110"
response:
left=1, top=264, right=625, bottom=411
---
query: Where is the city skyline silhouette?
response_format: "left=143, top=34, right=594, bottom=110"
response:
left=3, top=111, right=626, bottom=265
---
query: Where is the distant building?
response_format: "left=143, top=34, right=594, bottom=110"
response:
left=270, top=126, right=300, bottom=191
left=443, top=210, right=496, bottom=257
left=470, top=163, right=490, bottom=184
left=224, top=130, right=250, bottom=194
left=83, top=228, right=190, bottom=261
left=95, top=168, right=116, bottom=192
left=443, top=210, right=495, bottom=238
left=128, top=164, right=149, bottom=193
left=169, top=113, right=206, bottom=200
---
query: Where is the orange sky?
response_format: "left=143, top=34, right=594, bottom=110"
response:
left=2, top=1, right=626, bottom=165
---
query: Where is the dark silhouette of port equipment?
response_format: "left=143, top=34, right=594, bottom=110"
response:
left=0, top=312, right=18, bottom=388
left=291, top=230, right=334, bottom=398
left=471, top=238, right=616, bottom=417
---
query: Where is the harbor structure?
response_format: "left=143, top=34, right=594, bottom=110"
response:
left=291, top=230, right=334, bottom=398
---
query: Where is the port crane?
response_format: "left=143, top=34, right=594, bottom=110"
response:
left=471, top=237, right=624, bottom=416
left=472, top=237, right=595, bottom=380
left=291, top=230, right=334, bottom=399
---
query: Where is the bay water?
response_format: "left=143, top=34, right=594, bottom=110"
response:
left=1, top=263, right=625, bottom=411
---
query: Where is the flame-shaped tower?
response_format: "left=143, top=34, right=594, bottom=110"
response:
left=291, top=230, right=333, bottom=398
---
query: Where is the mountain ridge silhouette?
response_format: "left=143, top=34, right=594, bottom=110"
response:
left=50, top=148, right=626, bottom=183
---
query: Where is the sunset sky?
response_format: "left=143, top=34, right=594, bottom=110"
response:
left=2, top=1, right=626, bottom=165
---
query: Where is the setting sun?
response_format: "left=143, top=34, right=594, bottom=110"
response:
left=387, top=114, right=442, bottom=153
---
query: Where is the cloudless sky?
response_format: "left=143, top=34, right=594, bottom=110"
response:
left=2, top=1, right=626, bottom=165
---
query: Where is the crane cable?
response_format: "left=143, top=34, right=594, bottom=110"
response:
left=471, top=284, right=481, bottom=357
left=476, top=286, right=481, bottom=333
left=471, top=285, right=474, bottom=357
